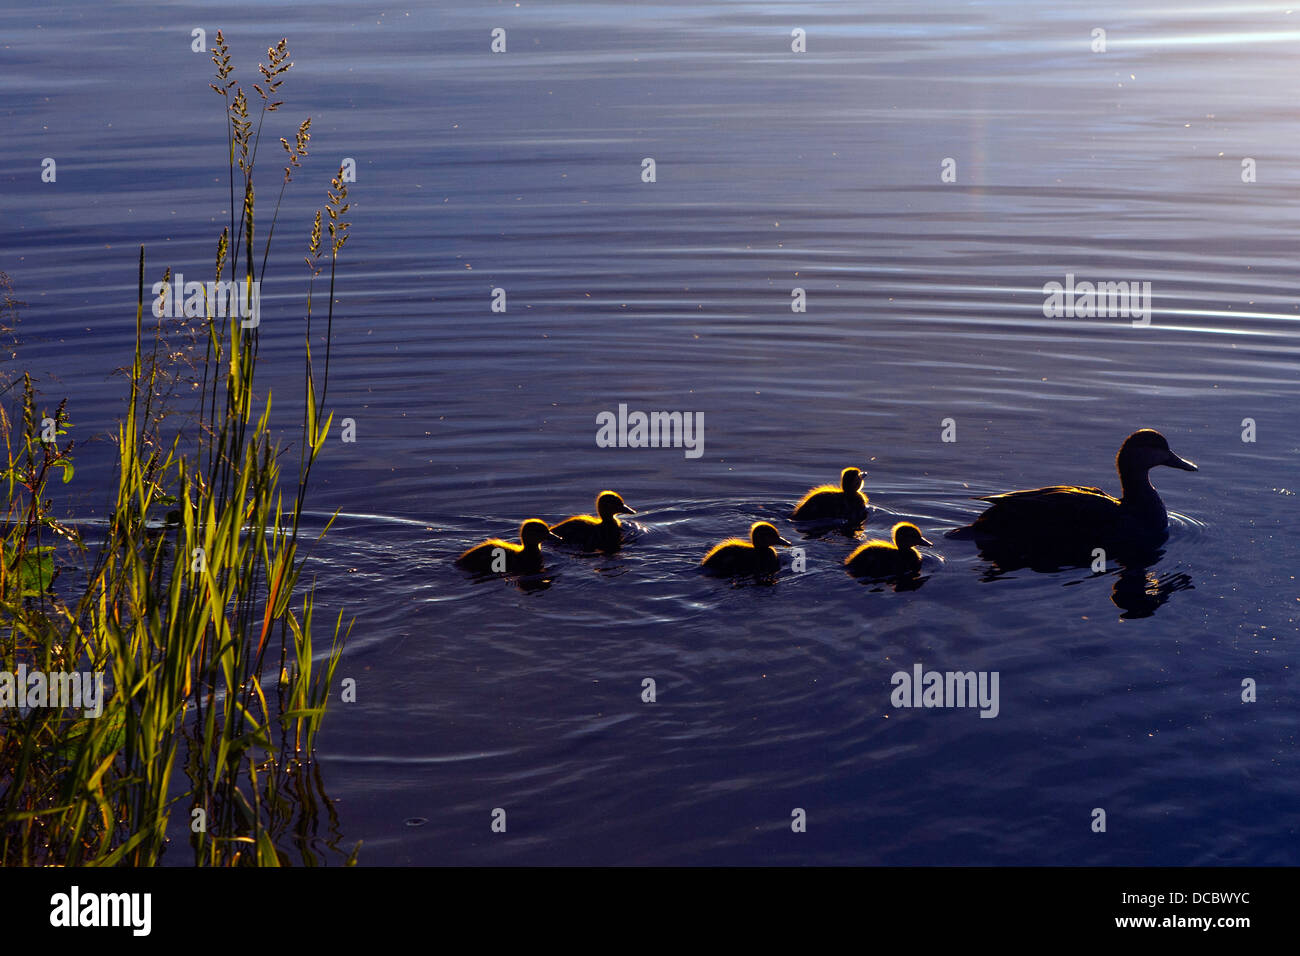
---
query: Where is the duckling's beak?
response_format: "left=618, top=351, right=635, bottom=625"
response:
left=1166, top=451, right=1198, bottom=472
left=776, top=534, right=792, bottom=547
left=547, top=530, right=564, bottom=542
left=619, top=504, right=637, bottom=515
left=918, top=534, right=934, bottom=547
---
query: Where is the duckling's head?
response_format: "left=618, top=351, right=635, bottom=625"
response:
left=1118, top=429, right=1197, bottom=474
left=521, top=519, right=563, bottom=546
left=893, top=522, right=933, bottom=549
left=841, top=467, right=865, bottom=493
left=596, top=490, right=637, bottom=519
left=751, top=521, right=792, bottom=549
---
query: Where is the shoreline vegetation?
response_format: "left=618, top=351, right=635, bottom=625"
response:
left=0, top=34, right=356, bottom=866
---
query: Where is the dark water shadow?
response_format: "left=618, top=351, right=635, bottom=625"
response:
left=1109, top=563, right=1195, bottom=619
left=958, top=536, right=1194, bottom=617
left=791, top=514, right=868, bottom=541
left=699, top=568, right=782, bottom=588
left=462, top=568, right=557, bottom=593
left=845, top=569, right=932, bottom=593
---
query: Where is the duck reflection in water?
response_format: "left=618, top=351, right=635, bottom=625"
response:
left=1109, top=557, right=1194, bottom=619
left=962, top=537, right=1194, bottom=616
left=512, top=573, right=557, bottom=594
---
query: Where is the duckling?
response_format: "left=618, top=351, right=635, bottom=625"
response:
left=845, top=522, right=932, bottom=578
left=948, top=429, right=1197, bottom=558
left=550, top=491, right=636, bottom=551
left=701, top=521, right=791, bottom=576
left=791, top=467, right=869, bottom=521
left=456, top=519, right=562, bottom=575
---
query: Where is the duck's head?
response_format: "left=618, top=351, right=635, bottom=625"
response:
left=751, top=521, right=792, bottom=549
left=1118, top=429, right=1197, bottom=474
left=521, top=519, right=563, bottom=546
left=893, top=522, right=933, bottom=549
left=596, top=490, right=637, bottom=519
left=841, top=467, right=865, bottom=493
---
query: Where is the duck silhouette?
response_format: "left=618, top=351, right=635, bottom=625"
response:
left=792, top=467, right=870, bottom=522
left=948, top=429, right=1197, bottom=567
left=551, top=491, right=636, bottom=551
left=456, top=519, right=562, bottom=575
left=701, top=521, right=792, bottom=576
left=845, top=522, right=932, bottom=578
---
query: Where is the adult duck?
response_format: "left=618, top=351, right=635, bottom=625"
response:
left=551, top=491, right=636, bottom=551
left=456, top=519, right=562, bottom=574
left=948, top=429, right=1197, bottom=559
left=791, top=467, right=869, bottom=522
left=701, top=521, right=791, bottom=576
left=845, top=522, right=932, bottom=578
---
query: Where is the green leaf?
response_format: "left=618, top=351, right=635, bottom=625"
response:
left=5, top=544, right=55, bottom=595
left=52, top=709, right=127, bottom=762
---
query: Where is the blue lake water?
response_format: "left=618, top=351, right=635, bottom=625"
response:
left=1, top=1, right=1297, bottom=864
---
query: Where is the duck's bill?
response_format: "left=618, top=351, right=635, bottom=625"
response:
left=547, top=531, right=564, bottom=541
left=620, top=505, right=638, bottom=514
left=1167, top=452, right=1198, bottom=471
left=918, top=535, right=934, bottom=547
left=777, top=535, right=792, bottom=546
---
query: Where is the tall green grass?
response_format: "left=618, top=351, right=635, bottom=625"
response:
left=0, top=33, right=356, bottom=866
